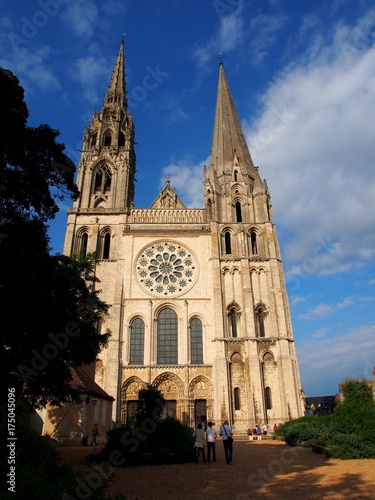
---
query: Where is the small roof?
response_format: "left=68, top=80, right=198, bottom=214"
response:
left=72, top=367, right=114, bottom=401
left=149, top=176, right=186, bottom=209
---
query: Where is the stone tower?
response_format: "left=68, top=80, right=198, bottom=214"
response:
left=64, top=42, right=305, bottom=432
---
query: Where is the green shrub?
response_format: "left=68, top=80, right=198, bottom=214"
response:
left=93, top=417, right=194, bottom=467
left=276, top=379, right=375, bottom=459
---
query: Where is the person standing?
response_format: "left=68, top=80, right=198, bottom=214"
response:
left=193, top=423, right=206, bottom=464
left=206, top=421, right=217, bottom=464
left=90, top=423, right=99, bottom=446
left=262, top=423, right=268, bottom=436
left=219, top=420, right=233, bottom=465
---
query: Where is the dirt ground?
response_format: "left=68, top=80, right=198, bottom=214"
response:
left=59, top=439, right=375, bottom=499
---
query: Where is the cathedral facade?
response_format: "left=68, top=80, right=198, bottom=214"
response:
left=63, top=42, right=305, bottom=432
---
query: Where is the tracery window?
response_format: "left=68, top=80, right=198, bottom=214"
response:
left=94, top=164, right=112, bottom=194
left=118, top=132, right=125, bottom=146
left=129, top=318, right=145, bottom=365
left=157, top=308, right=178, bottom=364
left=104, top=131, right=111, bottom=146
left=190, top=318, right=203, bottom=364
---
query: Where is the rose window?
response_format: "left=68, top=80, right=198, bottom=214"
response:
left=135, top=241, right=198, bottom=296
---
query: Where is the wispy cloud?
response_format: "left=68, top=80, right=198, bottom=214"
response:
left=60, top=0, right=99, bottom=38
left=298, top=296, right=355, bottom=321
left=193, top=2, right=246, bottom=68
left=245, top=10, right=375, bottom=275
left=162, top=157, right=208, bottom=208
left=298, top=324, right=375, bottom=395
left=290, top=295, right=308, bottom=305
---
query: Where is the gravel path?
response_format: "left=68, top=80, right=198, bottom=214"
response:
left=59, top=439, right=375, bottom=499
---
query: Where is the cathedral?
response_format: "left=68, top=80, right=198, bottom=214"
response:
left=63, top=41, right=305, bottom=433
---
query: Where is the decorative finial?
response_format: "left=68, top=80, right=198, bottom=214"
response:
left=122, top=33, right=126, bottom=42
left=166, top=174, right=170, bottom=184
left=219, top=52, right=223, bottom=66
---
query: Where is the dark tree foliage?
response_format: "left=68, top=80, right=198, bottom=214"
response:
left=0, top=68, right=109, bottom=408
left=136, top=387, right=166, bottom=426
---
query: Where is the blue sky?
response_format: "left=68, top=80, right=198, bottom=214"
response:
left=1, top=0, right=374, bottom=397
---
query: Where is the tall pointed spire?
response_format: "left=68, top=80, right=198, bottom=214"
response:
left=210, top=63, right=257, bottom=181
left=104, top=39, right=127, bottom=110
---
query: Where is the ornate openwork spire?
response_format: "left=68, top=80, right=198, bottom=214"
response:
left=103, top=39, right=127, bottom=111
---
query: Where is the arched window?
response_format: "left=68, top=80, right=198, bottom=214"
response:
left=230, top=308, right=237, bottom=337
left=265, top=386, right=272, bottom=409
left=224, top=231, right=232, bottom=254
left=129, top=318, right=145, bottom=365
left=94, top=164, right=112, bottom=194
left=104, top=131, right=111, bottom=146
left=91, top=133, right=97, bottom=147
left=234, top=170, right=238, bottom=182
left=250, top=231, right=258, bottom=254
left=234, top=387, right=240, bottom=410
left=118, top=132, right=125, bottom=146
left=80, top=233, right=88, bottom=257
left=190, top=318, right=203, bottom=364
left=102, top=232, right=111, bottom=259
left=94, top=171, right=103, bottom=192
left=235, top=201, right=242, bottom=222
left=157, top=308, right=178, bottom=364
left=256, top=308, right=265, bottom=337
left=95, top=316, right=103, bottom=334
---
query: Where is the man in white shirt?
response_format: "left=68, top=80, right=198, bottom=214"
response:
left=206, top=421, right=217, bottom=464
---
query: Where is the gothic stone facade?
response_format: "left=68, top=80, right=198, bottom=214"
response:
left=63, top=42, right=305, bottom=432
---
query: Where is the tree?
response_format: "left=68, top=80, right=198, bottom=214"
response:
left=0, top=68, right=109, bottom=408
left=136, top=387, right=166, bottom=426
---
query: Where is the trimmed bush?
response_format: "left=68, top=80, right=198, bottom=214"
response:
left=277, top=379, right=375, bottom=459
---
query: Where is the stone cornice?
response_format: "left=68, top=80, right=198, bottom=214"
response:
left=123, top=224, right=211, bottom=234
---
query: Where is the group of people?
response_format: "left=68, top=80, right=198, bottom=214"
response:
left=192, top=420, right=234, bottom=465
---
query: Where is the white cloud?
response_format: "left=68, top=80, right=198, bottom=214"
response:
left=247, top=12, right=288, bottom=65
left=298, top=303, right=335, bottom=321
left=290, top=295, right=308, bottom=305
left=0, top=45, right=60, bottom=92
left=61, top=0, right=99, bottom=38
left=297, top=324, right=375, bottom=395
left=193, top=2, right=246, bottom=68
left=70, top=54, right=110, bottom=103
left=162, top=157, right=208, bottom=208
left=298, top=296, right=356, bottom=321
left=244, top=11, right=375, bottom=275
